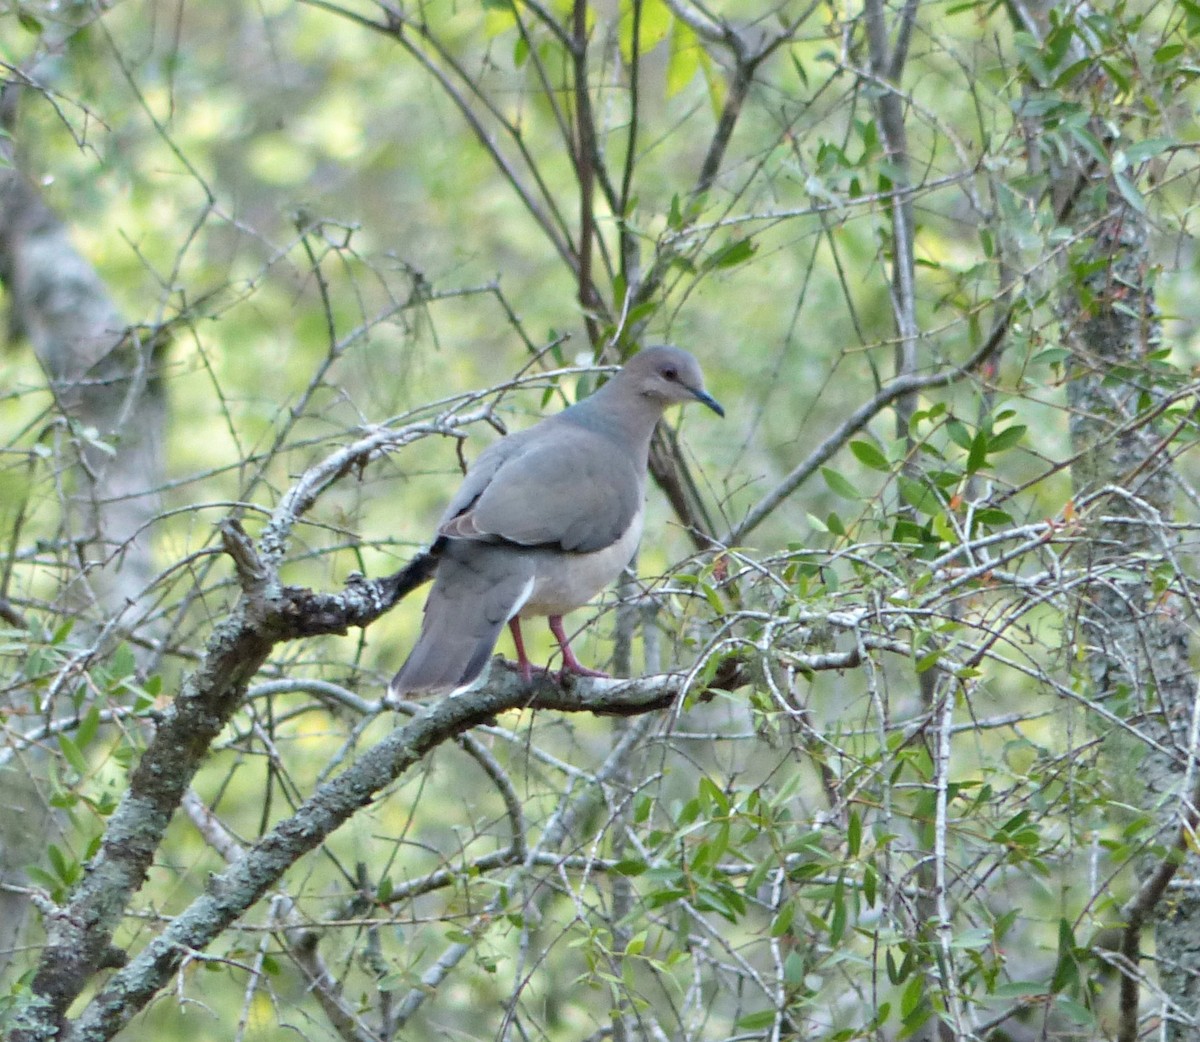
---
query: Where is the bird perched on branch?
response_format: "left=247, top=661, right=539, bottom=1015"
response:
left=388, top=346, right=723, bottom=698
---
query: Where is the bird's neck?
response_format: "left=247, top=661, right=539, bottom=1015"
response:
left=566, top=388, right=662, bottom=453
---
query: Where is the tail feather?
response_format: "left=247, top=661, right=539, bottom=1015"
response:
left=389, top=624, right=500, bottom=695
left=389, top=542, right=532, bottom=696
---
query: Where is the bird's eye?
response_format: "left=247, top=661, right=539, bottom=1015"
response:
left=661, top=366, right=678, bottom=381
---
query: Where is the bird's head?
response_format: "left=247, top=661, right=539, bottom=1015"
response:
left=622, top=345, right=724, bottom=417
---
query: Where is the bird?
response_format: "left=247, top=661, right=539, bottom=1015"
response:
left=388, top=346, right=723, bottom=697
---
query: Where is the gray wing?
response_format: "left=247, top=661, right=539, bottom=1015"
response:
left=437, top=425, right=541, bottom=528
left=440, top=423, right=643, bottom=553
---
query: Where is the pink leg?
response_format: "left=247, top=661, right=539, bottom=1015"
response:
left=548, top=616, right=609, bottom=678
left=508, top=618, right=534, bottom=683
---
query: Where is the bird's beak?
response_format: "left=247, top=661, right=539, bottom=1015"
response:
left=691, top=387, right=725, bottom=417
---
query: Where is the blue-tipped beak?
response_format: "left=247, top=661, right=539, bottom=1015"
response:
left=691, top=388, right=725, bottom=417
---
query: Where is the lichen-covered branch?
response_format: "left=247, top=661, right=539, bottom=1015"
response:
left=61, top=666, right=718, bottom=1042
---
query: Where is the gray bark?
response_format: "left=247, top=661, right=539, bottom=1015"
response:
left=11, top=556, right=729, bottom=1038
left=0, top=84, right=166, bottom=981
left=1001, top=3, right=1199, bottom=1031
left=0, top=121, right=166, bottom=621
left=1058, top=114, right=1199, bottom=1042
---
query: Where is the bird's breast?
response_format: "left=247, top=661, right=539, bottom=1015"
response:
left=517, top=507, right=645, bottom=618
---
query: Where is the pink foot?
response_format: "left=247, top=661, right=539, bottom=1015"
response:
left=548, top=616, right=609, bottom=679
left=508, top=618, right=534, bottom=683
left=560, top=661, right=610, bottom=679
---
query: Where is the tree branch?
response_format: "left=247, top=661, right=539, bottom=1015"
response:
left=11, top=414, right=479, bottom=1040
left=62, top=664, right=726, bottom=1042
left=725, top=308, right=1012, bottom=544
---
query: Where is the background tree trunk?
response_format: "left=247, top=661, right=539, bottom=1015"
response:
left=1044, top=55, right=1200, bottom=1042
left=1062, top=197, right=1199, bottom=1038
left=0, top=82, right=165, bottom=978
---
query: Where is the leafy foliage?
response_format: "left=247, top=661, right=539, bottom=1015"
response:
left=2, top=0, right=1200, bottom=1040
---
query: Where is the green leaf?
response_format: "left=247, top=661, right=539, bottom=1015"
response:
left=828, top=877, right=846, bottom=943
left=1039, top=26, right=1071, bottom=70
left=849, top=440, right=890, bottom=471
left=885, top=947, right=908, bottom=984
left=634, top=794, right=653, bottom=823
left=1114, top=171, right=1146, bottom=212
left=992, top=980, right=1049, bottom=998
left=58, top=734, right=89, bottom=776
left=899, top=971, right=924, bottom=1018
left=75, top=704, right=102, bottom=750
left=949, top=927, right=994, bottom=950
left=17, top=6, right=44, bottom=33
left=26, top=866, right=61, bottom=896
left=988, top=424, right=1026, bottom=452
left=699, top=581, right=724, bottom=614
left=619, top=0, right=671, bottom=64
left=1056, top=995, right=1096, bottom=1026
left=47, top=843, right=78, bottom=884
left=946, top=418, right=973, bottom=450
left=1053, top=57, right=1093, bottom=88
left=790, top=49, right=809, bottom=87
left=898, top=475, right=939, bottom=514
left=994, top=908, right=1020, bottom=941
left=1051, top=917, right=1079, bottom=992
left=967, top=431, right=989, bottom=473
left=667, top=194, right=683, bottom=229
left=667, top=18, right=701, bottom=97
left=735, top=1010, right=778, bottom=1031
left=770, top=901, right=794, bottom=937
left=1123, top=137, right=1173, bottom=165
left=110, top=642, right=136, bottom=680
left=1101, top=58, right=1132, bottom=94
left=698, top=774, right=730, bottom=814
left=821, top=467, right=859, bottom=500
left=705, top=237, right=756, bottom=270
left=784, top=950, right=805, bottom=987
left=915, top=648, right=941, bottom=673
left=1067, top=124, right=1109, bottom=165
left=1033, top=347, right=1070, bottom=365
